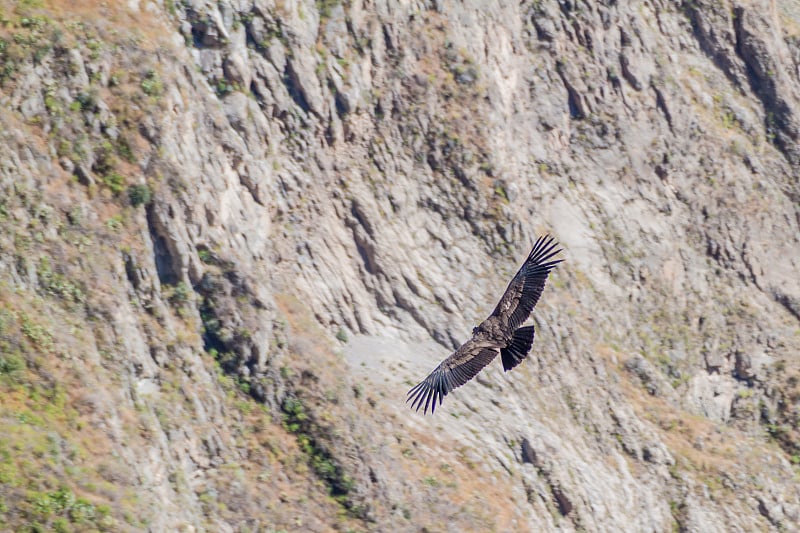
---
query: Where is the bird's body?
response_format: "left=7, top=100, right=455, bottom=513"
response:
left=472, top=314, right=514, bottom=344
left=407, top=235, right=562, bottom=414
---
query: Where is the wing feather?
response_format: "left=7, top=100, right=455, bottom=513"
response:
left=491, top=234, right=563, bottom=333
left=407, top=340, right=499, bottom=414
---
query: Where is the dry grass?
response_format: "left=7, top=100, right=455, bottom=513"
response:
left=0, top=288, right=140, bottom=530
left=392, top=423, right=515, bottom=531
left=276, top=292, right=346, bottom=381
left=226, top=400, right=351, bottom=532
left=4, top=0, right=170, bottom=48
left=596, top=339, right=794, bottom=507
left=0, top=3, right=173, bottom=520
left=0, top=0, right=174, bottom=215
left=0, top=3, right=359, bottom=524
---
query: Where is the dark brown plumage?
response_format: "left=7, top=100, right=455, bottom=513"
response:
left=407, top=234, right=563, bottom=414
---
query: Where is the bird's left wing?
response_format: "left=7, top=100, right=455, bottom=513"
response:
left=407, top=339, right=498, bottom=414
left=490, top=234, right=562, bottom=333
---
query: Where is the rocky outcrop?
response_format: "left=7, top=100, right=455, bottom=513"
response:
left=0, top=0, right=798, bottom=531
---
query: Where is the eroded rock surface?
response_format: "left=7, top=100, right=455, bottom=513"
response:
left=0, top=0, right=798, bottom=531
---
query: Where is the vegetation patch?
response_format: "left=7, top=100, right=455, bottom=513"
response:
left=36, top=257, right=85, bottom=306
left=0, top=0, right=170, bottom=207
left=127, top=183, right=152, bottom=207
left=281, top=396, right=355, bottom=506
left=0, top=352, right=122, bottom=532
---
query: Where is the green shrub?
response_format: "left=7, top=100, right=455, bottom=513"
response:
left=141, top=69, right=163, bottom=97
left=0, top=353, right=25, bottom=376
left=20, top=314, right=54, bottom=352
left=116, top=136, right=136, bottom=163
left=102, top=172, right=125, bottom=194
left=128, top=184, right=152, bottom=207
left=197, top=248, right=214, bottom=264
left=37, top=257, right=85, bottom=303
left=93, top=140, right=116, bottom=175
left=53, top=518, right=70, bottom=533
left=281, top=397, right=307, bottom=433
left=169, top=282, right=190, bottom=305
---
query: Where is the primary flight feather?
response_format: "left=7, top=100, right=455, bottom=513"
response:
left=407, top=234, right=563, bottom=414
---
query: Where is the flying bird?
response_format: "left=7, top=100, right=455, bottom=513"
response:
left=407, top=234, right=563, bottom=414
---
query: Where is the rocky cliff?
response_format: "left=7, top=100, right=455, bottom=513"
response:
left=0, top=0, right=799, bottom=531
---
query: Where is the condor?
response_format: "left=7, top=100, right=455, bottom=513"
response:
left=407, top=235, right=563, bottom=414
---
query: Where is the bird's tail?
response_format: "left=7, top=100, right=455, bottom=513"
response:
left=501, top=326, right=535, bottom=371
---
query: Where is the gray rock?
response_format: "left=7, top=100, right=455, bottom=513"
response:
left=1, top=0, right=798, bottom=531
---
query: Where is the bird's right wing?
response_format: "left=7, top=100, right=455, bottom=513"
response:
left=407, top=339, right=499, bottom=414
left=490, top=234, right=562, bottom=333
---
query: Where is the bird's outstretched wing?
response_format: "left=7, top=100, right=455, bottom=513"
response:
left=490, top=234, right=562, bottom=333
left=406, top=339, right=499, bottom=414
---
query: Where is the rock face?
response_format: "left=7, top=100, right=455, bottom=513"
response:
left=0, top=0, right=799, bottom=531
